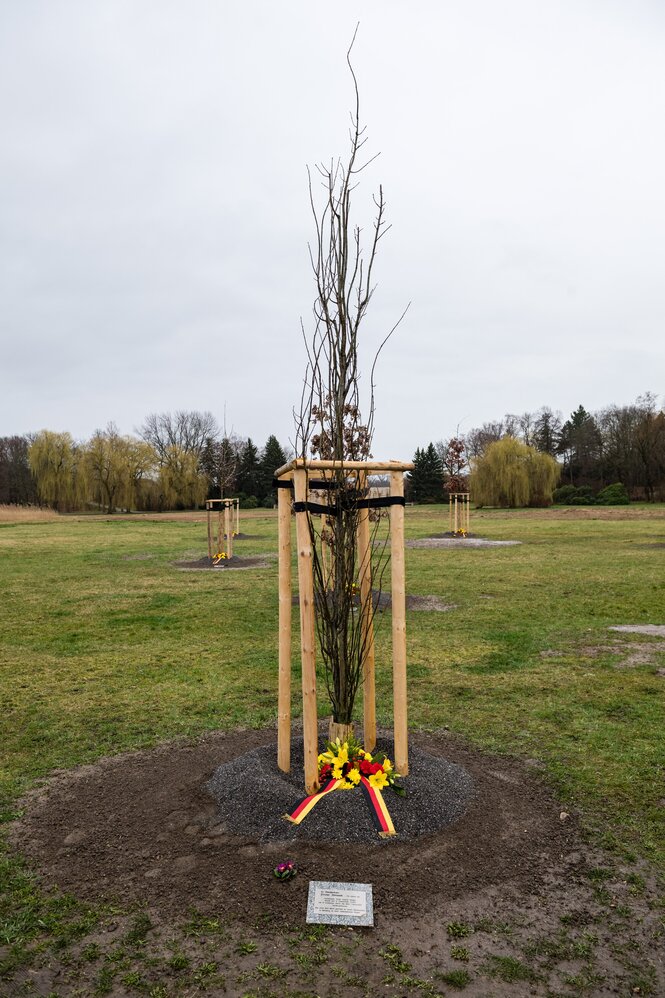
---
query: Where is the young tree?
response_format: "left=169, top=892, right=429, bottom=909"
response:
left=295, top=31, right=406, bottom=736
left=438, top=436, right=468, bottom=494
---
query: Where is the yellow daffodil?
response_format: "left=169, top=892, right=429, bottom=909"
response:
left=346, top=768, right=361, bottom=785
left=363, top=751, right=373, bottom=761
left=369, top=770, right=389, bottom=790
left=382, top=757, right=393, bottom=773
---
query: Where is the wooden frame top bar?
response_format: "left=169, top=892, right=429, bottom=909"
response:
left=274, top=458, right=414, bottom=479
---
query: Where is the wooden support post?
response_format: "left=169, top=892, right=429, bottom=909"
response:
left=357, top=473, right=376, bottom=752
left=390, top=470, right=409, bottom=776
left=277, top=482, right=292, bottom=772
left=293, top=469, right=319, bottom=793
left=224, top=503, right=233, bottom=558
left=235, top=498, right=240, bottom=536
left=466, top=494, right=470, bottom=533
left=206, top=503, right=213, bottom=560
left=218, top=508, right=223, bottom=555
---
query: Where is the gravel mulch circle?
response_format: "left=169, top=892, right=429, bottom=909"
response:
left=174, top=555, right=272, bottom=571
left=207, top=739, right=473, bottom=844
left=407, top=537, right=522, bottom=549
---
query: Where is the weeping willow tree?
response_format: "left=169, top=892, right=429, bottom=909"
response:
left=295, top=31, right=407, bottom=739
left=83, top=425, right=157, bottom=513
left=470, top=436, right=560, bottom=508
left=158, top=445, right=207, bottom=510
left=28, top=430, right=83, bottom=511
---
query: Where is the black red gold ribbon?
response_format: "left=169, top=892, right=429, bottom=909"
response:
left=282, top=778, right=342, bottom=825
left=359, top=776, right=396, bottom=838
left=283, top=777, right=396, bottom=838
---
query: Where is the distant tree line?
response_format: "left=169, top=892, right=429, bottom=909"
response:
left=407, top=394, right=665, bottom=506
left=3, top=394, right=664, bottom=511
left=0, top=411, right=289, bottom=512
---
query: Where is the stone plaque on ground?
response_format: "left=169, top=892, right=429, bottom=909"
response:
left=306, top=881, right=374, bottom=926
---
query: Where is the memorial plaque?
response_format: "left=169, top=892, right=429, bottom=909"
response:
left=306, top=880, right=374, bottom=926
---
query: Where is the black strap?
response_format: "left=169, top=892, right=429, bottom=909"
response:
left=292, top=496, right=405, bottom=515
left=357, top=496, right=405, bottom=509
left=272, top=478, right=362, bottom=493
left=292, top=500, right=333, bottom=515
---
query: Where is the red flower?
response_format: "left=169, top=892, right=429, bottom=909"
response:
left=359, top=760, right=373, bottom=775
left=319, top=763, right=332, bottom=779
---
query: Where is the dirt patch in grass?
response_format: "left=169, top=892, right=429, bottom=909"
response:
left=609, top=624, right=665, bottom=637
left=408, top=537, right=521, bottom=549
left=7, top=729, right=665, bottom=996
left=174, top=555, right=272, bottom=571
left=292, top=591, right=457, bottom=612
left=547, top=635, right=665, bottom=671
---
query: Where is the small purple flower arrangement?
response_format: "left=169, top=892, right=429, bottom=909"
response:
left=273, top=860, right=297, bottom=881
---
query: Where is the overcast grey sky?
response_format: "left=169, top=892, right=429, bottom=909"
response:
left=1, top=0, right=664, bottom=458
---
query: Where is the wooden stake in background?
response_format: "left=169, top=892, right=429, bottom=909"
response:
left=390, top=469, right=409, bottom=775
left=277, top=482, right=292, bottom=773
left=293, top=469, right=319, bottom=793
left=224, top=503, right=233, bottom=559
left=206, top=501, right=213, bottom=560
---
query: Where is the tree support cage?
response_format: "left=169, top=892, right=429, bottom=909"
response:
left=205, top=498, right=240, bottom=559
left=274, top=458, right=413, bottom=794
left=448, top=493, right=470, bottom=535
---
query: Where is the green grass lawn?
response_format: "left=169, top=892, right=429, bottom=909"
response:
left=1, top=504, right=664, bottom=993
left=1, top=506, right=664, bottom=859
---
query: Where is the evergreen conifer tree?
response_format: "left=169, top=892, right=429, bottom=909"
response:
left=258, top=435, right=287, bottom=501
left=237, top=438, right=260, bottom=497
